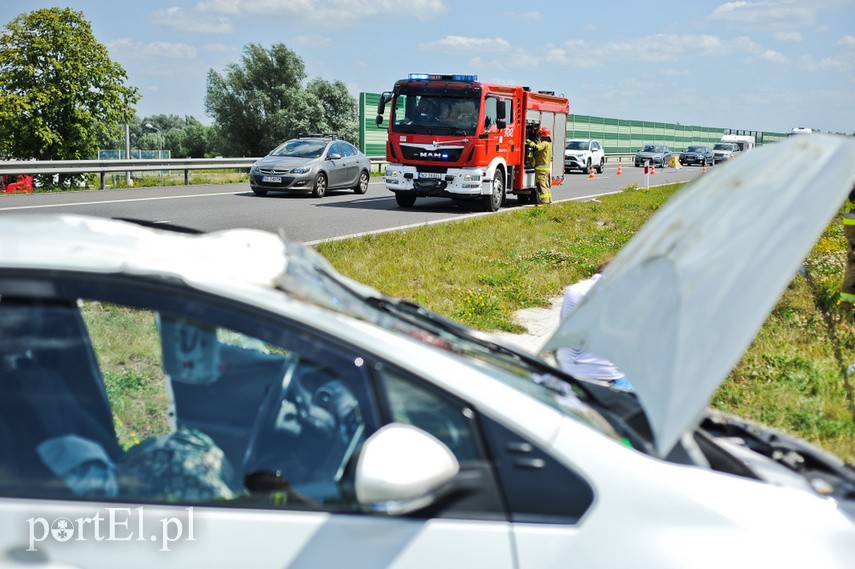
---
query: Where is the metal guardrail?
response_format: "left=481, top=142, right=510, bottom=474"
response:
left=0, top=158, right=259, bottom=189
left=1, top=153, right=636, bottom=190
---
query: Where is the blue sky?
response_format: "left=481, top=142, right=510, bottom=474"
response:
left=4, top=0, right=855, bottom=134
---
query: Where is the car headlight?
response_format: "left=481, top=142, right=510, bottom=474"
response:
left=290, top=167, right=310, bottom=174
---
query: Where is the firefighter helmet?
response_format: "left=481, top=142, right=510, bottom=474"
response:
left=539, top=127, right=551, bottom=138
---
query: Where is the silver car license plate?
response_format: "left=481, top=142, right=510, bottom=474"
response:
left=261, top=175, right=282, bottom=183
left=418, top=172, right=442, bottom=179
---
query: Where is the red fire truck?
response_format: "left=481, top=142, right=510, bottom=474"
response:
left=376, top=73, right=568, bottom=211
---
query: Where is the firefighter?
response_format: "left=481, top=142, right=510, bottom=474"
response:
left=527, top=127, right=553, bottom=204
left=839, top=183, right=855, bottom=308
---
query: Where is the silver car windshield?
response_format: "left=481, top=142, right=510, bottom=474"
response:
left=271, top=139, right=327, bottom=158
left=273, top=242, right=622, bottom=441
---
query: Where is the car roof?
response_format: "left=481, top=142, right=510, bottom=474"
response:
left=294, top=133, right=340, bottom=141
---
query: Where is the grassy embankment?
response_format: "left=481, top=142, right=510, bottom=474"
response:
left=316, top=183, right=855, bottom=462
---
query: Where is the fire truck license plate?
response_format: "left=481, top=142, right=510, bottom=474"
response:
left=418, top=172, right=442, bottom=179
left=261, top=176, right=282, bottom=183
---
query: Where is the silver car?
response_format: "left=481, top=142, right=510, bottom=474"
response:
left=713, top=142, right=740, bottom=164
left=249, top=135, right=371, bottom=198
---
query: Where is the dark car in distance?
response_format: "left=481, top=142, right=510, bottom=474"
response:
left=634, top=144, right=672, bottom=168
left=250, top=134, right=371, bottom=198
left=679, top=145, right=714, bottom=167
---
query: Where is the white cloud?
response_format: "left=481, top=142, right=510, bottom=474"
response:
left=108, top=38, right=198, bottom=60
left=421, top=35, right=512, bottom=52
left=294, top=35, right=333, bottom=48
left=503, top=11, right=540, bottom=23
left=797, top=53, right=852, bottom=72
left=548, top=34, right=764, bottom=67
left=153, top=7, right=233, bottom=33
left=106, top=38, right=202, bottom=80
left=774, top=30, right=802, bottom=42
left=143, top=41, right=198, bottom=59
left=203, top=43, right=235, bottom=53
left=839, top=35, right=855, bottom=48
left=195, top=0, right=446, bottom=23
left=708, top=1, right=817, bottom=31
left=759, top=49, right=788, bottom=63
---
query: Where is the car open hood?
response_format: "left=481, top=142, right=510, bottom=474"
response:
left=542, top=134, right=855, bottom=455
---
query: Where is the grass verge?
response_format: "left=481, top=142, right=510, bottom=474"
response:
left=317, top=183, right=855, bottom=462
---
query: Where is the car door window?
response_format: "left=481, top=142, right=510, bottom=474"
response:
left=375, top=366, right=479, bottom=462
left=329, top=142, right=346, bottom=158
left=373, top=364, right=506, bottom=519
left=0, top=280, right=377, bottom=512
left=340, top=142, right=356, bottom=158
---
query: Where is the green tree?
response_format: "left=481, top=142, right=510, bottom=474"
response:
left=307, top=78, right=358, bottom=143
left=205, top=43, right=357, bottom=156
left=0, top=8, right=139, bottom=179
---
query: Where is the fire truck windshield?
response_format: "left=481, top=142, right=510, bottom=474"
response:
left=392, top=92, right=480, bottom=136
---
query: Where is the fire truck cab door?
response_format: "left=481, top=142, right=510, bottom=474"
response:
left=484, top=97, right=513, bottom=162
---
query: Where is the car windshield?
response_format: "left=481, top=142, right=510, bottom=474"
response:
left=687, top=146, right=704, bottom=152
left=566, top=141, right=588, bottom=150
left=714, top=143, right=734, bottom=150
left=273, top=242, right=623, bottom=442
left=391, top=89, right=481, bottom=136
left=271, top=139, right=327, bottom=158
left=641, top=145, right=662, bottom=153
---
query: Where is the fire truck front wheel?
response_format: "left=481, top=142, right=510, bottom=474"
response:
left=482, top=171, right=504, bottom=212
left=395, top=192, right=417, bottom=208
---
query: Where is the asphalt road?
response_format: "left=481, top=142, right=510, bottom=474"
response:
left=0, top=163, right=706, bottom=242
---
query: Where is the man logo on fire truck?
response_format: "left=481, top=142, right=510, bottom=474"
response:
left=376, top=73, right=568, bottom=212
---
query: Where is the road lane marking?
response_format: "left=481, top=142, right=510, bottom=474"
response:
left=0, top=191, right=244, bottom=211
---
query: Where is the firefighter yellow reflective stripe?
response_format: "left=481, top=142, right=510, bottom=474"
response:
left=843, top=216, right=855, bottom=225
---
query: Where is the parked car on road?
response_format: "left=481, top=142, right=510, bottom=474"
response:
left=249, top=134, right=370, bottom=198
left=0, top=136, right=854, bottom=568
left=634, top=143, right=672, bottom=167
left=564, top=139, right=605, bottom=173
left=713, top=142, right=740, bottom=164
left=679, top=145, right=714, bottom=167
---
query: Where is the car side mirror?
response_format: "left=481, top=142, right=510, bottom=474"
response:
left=328, top=153, right=342, bottom=160
left=355, top=423, right=459, bottom=515
left=375, top=91, right=392, bottom=126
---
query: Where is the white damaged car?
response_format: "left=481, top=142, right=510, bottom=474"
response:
left=0, top=135, right=854, bottom=567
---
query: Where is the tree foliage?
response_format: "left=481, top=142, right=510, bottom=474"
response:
left=205, top=43, right=357, bottom=156
left=0, top=7, right=139, bottom=167
left=99, top=114, right=219, bottom=159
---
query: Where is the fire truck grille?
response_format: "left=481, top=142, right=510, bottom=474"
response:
left=400, top=145, right=463, bottom=162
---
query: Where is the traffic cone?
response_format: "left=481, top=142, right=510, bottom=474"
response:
left=588, top=166, right=596, bottom=179
left=616, top=164, right=623, bottom=176
left=702, top=163, right=707, bottom=173
left=651, top=164, right=656, bottom=175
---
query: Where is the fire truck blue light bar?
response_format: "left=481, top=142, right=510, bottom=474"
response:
left=408, top=73, right=478, bottom=81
